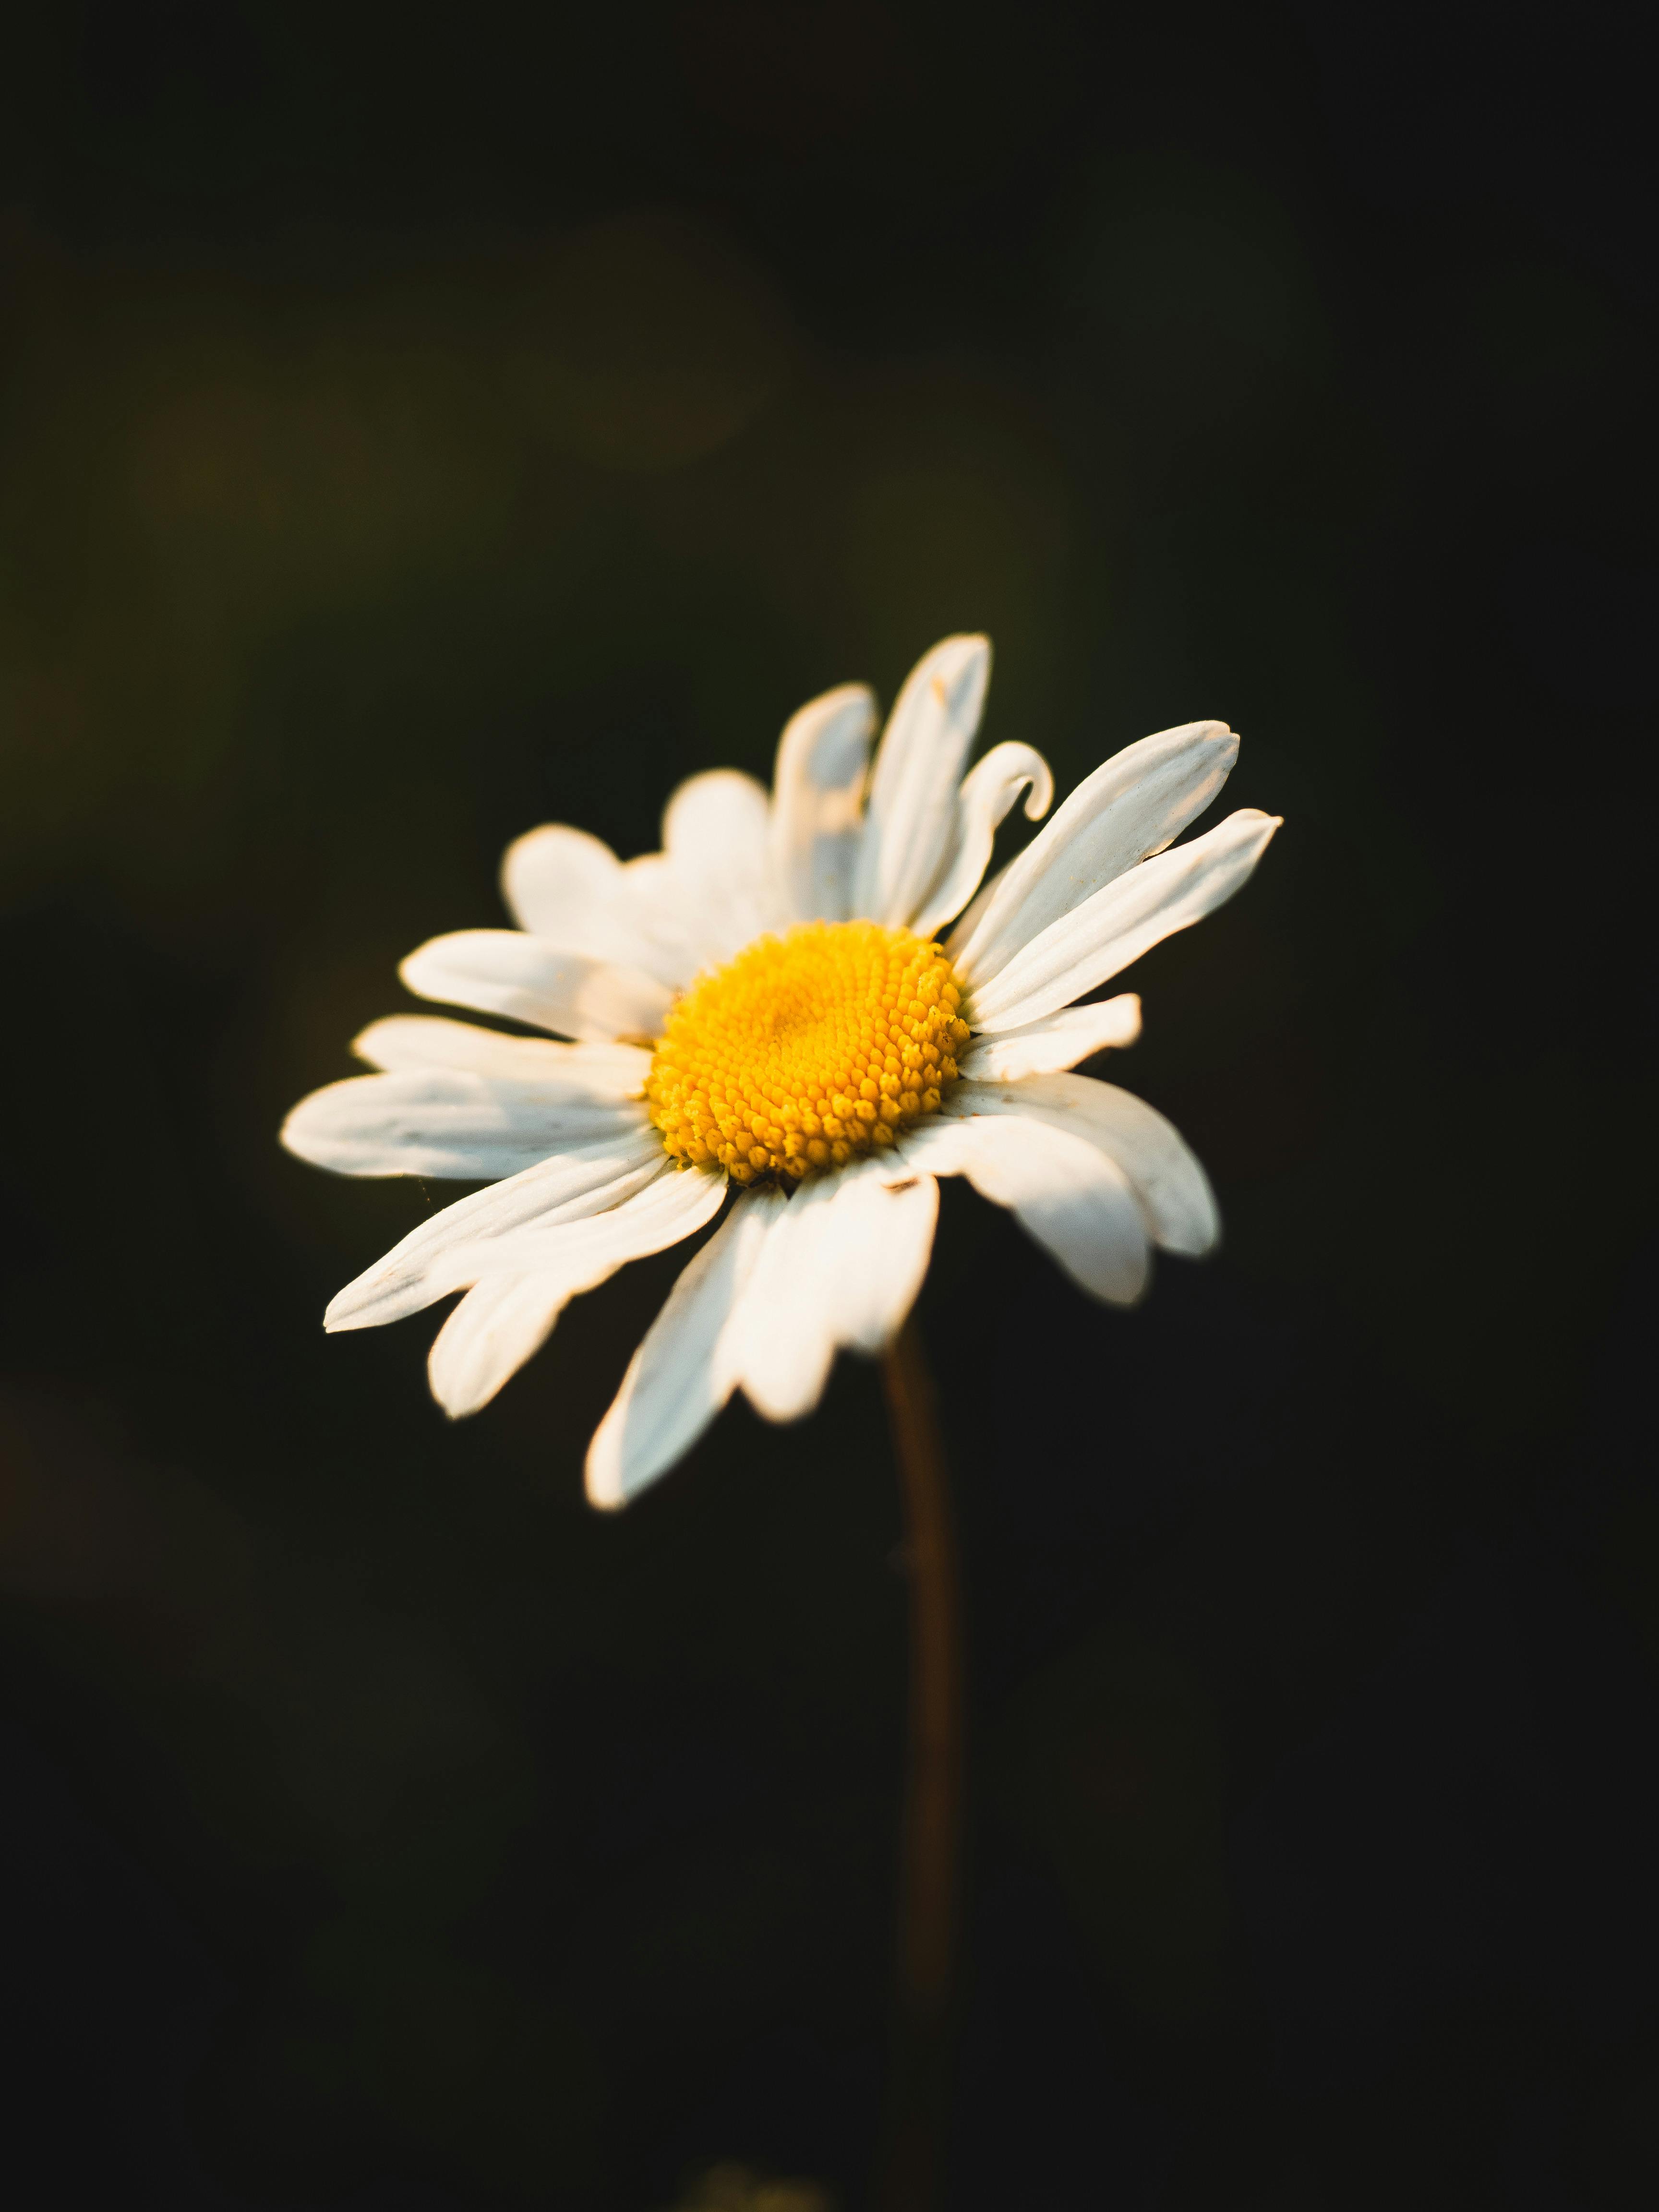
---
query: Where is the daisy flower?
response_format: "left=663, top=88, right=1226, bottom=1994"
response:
left=282, top=636, right=1279, bottom=1507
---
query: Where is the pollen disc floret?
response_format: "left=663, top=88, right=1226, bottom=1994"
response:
left=647, top=920, right=971, bottom=1183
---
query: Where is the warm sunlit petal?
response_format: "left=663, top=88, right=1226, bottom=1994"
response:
left=281, top=1067, right=649, bottom=1180
left=501, top=824, right=711, bottom=992
left=399, top=928, right=674, bottom=1042
left=852, top=635, right=991, bottom=930
left=720, top=1155, right=940, bottom=1421
left=661, top=768, right=777, bottom=966
left=949, top=719, right=1238, bottom=986
left=907, top=741, right=1053, bottom=943
left=499, top=822, right=646, bottom=963
left=899, top=1112, right=1150, bottom=1303
left=585, top=1183, right=786, bottom=1508
left=424, top=1166, right=727, bottom=1418
left=323, top=1131, right=666, bottom=1333
left=769, top=683, right=878, bottom=924
left=966, top=808, right=1281, bottom=1032
left=352, top=1015, right=652, bottom=1091
left=285, top=630, right=1279, bottom=1497
left=946, top=1072, right=1217, bottom=1255
left=955, top=993, right=1142, bottom=1080
left=440, top=1154, right=725, bottom=1285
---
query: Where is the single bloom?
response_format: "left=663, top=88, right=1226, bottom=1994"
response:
left=283, top=636, right=1280, bottom=1507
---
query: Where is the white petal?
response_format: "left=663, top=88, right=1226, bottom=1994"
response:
left=282, top=1067, right=648, bottom=1180
left=324, top=1130, right=665, bottom=1332
left=499, top=823, right=637, bottom=959
left=945, top=855, right=1012, bottom=954
left=399, top=929, right=673, bottom=1042
left=501, top=825, right=705, bottom=991
left=444, top=1154, right=724, bottom=1281
left=956, top=994, right=1142, bottom=1080
left=899, top=1113, right=1149, bottom=1304
left=426, top=1270, right=581, bottom=1420
left=661, top=768, right=776, bottom=966
left=768, top=683, right=877, bottom=923
left=609, top=851, right=714, bottom=988
left=499, top=822, right=619, bottom=939
left=722, top=1156, right=940, bottom=1422
left=907, top=742, right=1054, bottom=943
left=806, top=1154, right=940, bottom=1357
left=715, top=1173, right=841, bottom=1420
left=426, top=1166, right=727, bottom=1418
left=852, top=636, right=991, bottom=929
left=966, top=809, right=1282, bottom=1032
left=353, top=1016, right=651, bottom=1092
left=949, top=720, right=1239, bottom=985
left=584, top=1184, right=785, bottom=1508
left=946, top=1072, right=1217, bottom=1255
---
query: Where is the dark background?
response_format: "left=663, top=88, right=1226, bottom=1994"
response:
left=1, top=3, right=1654, bottom=2206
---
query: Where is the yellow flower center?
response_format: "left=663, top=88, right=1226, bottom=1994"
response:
left=647, top=920, right=971, bottom=1183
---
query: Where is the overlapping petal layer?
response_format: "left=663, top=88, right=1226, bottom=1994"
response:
left=586, top=1158, right=938, bottom=1503
left=963, top=807, right=1280, bottom=1032
left=586, top=1186, right=784, bottom=1508
left=955, top=993, right=1142, bottom=1080
left=908, top=741, right=1053, bottom=943
left=717, top=1155, right=939, bottom=1421
left=852, top=634, right=991, bottom=929
left=943, top=1073, right=1218, bottom=1255
left=324, top=1132, right=665, bottom=1331
left=400, top=929, right=673, bottom=1041
left=425, top=1165, right=726, bottom=1417
left=948, top=719, right=1238, bottom=982
left=285, top=631, right=1277, bottom=1505
left=900, top=1113, right=1149, bottom=1303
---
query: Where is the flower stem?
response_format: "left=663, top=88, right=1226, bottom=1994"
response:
left=878, top=1314, right=963, bottom=2212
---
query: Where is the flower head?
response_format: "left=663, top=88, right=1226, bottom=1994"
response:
left=282, top=636, right=1279, bottom=1506
left=647, top=920, right=965, bottom=1178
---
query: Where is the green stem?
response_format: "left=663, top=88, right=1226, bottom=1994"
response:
left=878, top=1314, right=964, bottom=2212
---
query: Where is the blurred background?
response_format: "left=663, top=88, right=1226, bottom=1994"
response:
left=1, top=3, right=1654, bottom=2206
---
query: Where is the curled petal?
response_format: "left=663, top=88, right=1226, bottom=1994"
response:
left=907, top=741, right=1054, bottom=942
